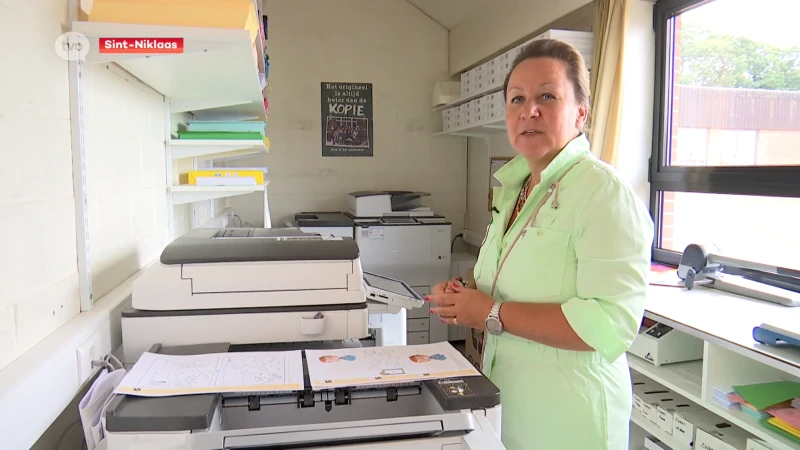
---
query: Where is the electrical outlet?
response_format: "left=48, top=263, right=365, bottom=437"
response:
left=76, top=331, right=102, bottom=384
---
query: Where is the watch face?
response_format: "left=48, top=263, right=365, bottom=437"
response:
left=485, top=317, right=503, bottom=335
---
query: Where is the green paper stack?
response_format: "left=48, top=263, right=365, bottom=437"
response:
left=177, top=121, right=266, bottom=140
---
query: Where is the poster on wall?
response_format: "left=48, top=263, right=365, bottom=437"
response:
left=321, top=82, right=374, bottom=157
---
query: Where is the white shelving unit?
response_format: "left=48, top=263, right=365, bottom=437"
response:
left=432, top=85, right=502, bottom=113
left=72, top=21, right=267, bottom=122
left=72, top=1, right=272, bottom=238
left=433, top=29, right=594, bottom=138
left=169, top=139, right=268, bottom=160
left=170, top=183, right=268, bottom=205
left=630, top=285, right=800, bottom=450
left=433, top=117, right=506, bottom=138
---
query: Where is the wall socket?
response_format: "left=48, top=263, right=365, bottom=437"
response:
left=76, top=331, right=102, bottom=384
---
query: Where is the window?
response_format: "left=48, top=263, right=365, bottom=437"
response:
left=651, top=0, right=800, bottom=275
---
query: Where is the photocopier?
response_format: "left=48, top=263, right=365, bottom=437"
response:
left=107, top=227, right=505, bottom=450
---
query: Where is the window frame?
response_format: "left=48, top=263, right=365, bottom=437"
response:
left=649, top=0, right=800, bottom=267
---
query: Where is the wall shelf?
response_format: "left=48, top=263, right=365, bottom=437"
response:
left=72, top=21, right=267, bottom=122
left=434, top=119, right=506, bottom=137
left=432, top=85, right=503, bottom=112
left=169, top=139, right=268, bottom=160
left=170, top=182, right=268, bottom=206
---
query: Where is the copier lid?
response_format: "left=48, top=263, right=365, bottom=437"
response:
left=294, top=211, right=354, bottom=228
left=160, top=228, right=359, bottom=265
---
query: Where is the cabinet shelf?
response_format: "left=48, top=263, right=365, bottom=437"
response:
left=630, top=408, right=690, bottom=449
left=169, top=139, right=267, bottom=160
left=627, top=356, right=703, bottom=404
left=170, top=182, right=268, bottom=206
left=72, top=21, right=267, bottom=122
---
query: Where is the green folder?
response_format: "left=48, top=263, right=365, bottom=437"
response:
left=733, top=381, right=800, bottom=410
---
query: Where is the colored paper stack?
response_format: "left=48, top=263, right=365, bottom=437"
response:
left=730, top=381, right=800, bottom=444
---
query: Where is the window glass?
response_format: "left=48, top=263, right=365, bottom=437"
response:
left=658, top=191, right=800, bottom=271
left=665, top=0, right=800, bottom=167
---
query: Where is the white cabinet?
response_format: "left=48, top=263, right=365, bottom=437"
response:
left=628, top=286, right=800, bottom=450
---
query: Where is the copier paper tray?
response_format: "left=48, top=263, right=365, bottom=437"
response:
left=104, top=343, right=502, bottom=450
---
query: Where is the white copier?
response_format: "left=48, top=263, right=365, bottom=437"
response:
left=290, top=211, right=408, bottom=347
left=108, top=227, right=505, bottom=449
left=347, top=191, right=453, bottom=345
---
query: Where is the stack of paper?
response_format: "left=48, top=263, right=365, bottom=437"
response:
left=712, top=386, right=739, bottom=409
left=732, top=381, right=800, bottom=444
left=115, top=350, right=305, bottom=397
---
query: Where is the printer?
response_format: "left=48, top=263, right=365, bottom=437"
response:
left=107, top=227, right=505, bottom=449
left=122, top=227, right=431, bottom=364
left=348, top=190, right=434, bottom=217
left=346, top=191, right=453, bottom=346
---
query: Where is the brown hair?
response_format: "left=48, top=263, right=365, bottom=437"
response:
left=502, top=38, right=591, bottom=132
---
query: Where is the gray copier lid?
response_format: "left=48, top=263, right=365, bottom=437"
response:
left=160, top=228, right=359, bottom=265
left=294, top=211, right=354, bottom=227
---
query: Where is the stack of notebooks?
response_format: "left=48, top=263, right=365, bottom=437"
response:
left=714, top=381, right=800, bottom=444
left=177, top=120, right=267, bottom=142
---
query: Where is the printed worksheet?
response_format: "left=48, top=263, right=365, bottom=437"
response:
left=115, top=351, right=305, bottom=397
left=305, top=342, right=480, bottom=389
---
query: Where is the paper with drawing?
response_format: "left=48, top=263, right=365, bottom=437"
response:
left=115, top=351, right=305, bottom=397
left=305, top=342, right=480, bottom=389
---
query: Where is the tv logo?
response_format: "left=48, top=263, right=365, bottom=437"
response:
left=55, top=31, right=90, bottom=62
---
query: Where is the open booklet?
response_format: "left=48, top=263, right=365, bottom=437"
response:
left=305, top=341, right=481, bottom=389
left=115, top=342, right=480, bottom=397
left=115, top=350, right=306, bottom=397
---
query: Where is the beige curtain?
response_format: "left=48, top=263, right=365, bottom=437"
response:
left=589, top=0, right=629, bottom=167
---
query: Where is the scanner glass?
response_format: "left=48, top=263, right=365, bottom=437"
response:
left=363, top=272, right=421, bottom=300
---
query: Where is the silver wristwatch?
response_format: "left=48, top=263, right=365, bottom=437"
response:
left=484, top=301, right=504, bottom=335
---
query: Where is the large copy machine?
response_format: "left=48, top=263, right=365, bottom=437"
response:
left=109, top=227, right=505, bottom=449
left=348, top=190, right=453, bottom=345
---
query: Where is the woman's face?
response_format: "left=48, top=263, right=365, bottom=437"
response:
left=504, top=57, right=587, bottom=160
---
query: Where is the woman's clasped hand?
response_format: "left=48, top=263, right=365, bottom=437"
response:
left=425, top=278, right=494, bottom=329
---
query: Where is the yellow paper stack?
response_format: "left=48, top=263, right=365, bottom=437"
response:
left=186, top=169, right=265, bottom=186
left=82, top=0, right=261, bottom=46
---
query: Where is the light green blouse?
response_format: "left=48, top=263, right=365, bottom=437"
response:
left=474, top=133, right=654, bottom=450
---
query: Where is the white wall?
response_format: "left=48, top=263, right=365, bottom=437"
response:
left=229, top=0, right=467, bottom=231
left=0, top=1, right=170, bottom=447
left=449, top=0, right=594, bottom=74
left=0, top=0, right=79, bottom=373
left=616, top=0, right=655, bottom=205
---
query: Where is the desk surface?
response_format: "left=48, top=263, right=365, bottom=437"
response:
left=645, top=284, right=800, bottom=376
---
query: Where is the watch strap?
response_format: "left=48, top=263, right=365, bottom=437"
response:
left=489, top=301, right=501, bottom=319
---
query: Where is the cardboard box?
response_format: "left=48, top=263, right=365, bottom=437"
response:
left=747, top=438, right=774, bottom=450
left=695, top=427, right=750, bottom=450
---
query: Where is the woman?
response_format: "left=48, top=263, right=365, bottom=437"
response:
left=426, top=39, right=654, bottom=450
